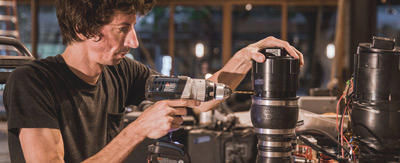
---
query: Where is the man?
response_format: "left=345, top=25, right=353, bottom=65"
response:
left=4, top=0, right=304, bottom=162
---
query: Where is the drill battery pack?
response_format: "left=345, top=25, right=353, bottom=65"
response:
left=147, top=141, right=190, bottom=163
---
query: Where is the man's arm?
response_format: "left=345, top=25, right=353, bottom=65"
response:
left=195, top=36, right=304, bottom=111
left=84, top=99, right=198, bottom=163
left=19, top=128, right=64, bottom=163
left=19, top=99, right=199, bottom=163
left=19, top=124, right=146, bottom=163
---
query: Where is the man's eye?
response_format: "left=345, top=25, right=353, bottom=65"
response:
left=119, top=27, right=129, bottom=33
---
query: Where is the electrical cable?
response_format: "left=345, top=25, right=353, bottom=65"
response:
left=184, top=146, right=191, bottom=162
left=340, top=79, right=354, bottom=159
left=341, top=103, right=349, bottom=157
left=340, top=101, right=347, bottom=156
left=336, top=93, right=345, bottom=132
left=343, top=134, right=356, bottom=163
left=340, top=98, right=353, bottom=156
left=336, top=93, right=346, bottom=156
left=298, top=135, right=349, bottom=163
left=337, top=78, right=355, bottom=158
left=297, top=129, right=351, bottom=155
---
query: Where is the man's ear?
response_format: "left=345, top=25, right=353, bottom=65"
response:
left=76, top=32, right=88, bottom=41
left=75, top=26, right=87, bottom=41
left=75, top=26, right=102, bottom=42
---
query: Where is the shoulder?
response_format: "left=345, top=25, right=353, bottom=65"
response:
left=6, top=55, right=62, bottom=86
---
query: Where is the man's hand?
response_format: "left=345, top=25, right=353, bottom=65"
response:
left=237, top=36, right=304, bottom=66
left=132, top=99, right=200, bottom=139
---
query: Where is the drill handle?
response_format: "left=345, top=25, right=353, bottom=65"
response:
left=158, top=131, right=173, bottom=142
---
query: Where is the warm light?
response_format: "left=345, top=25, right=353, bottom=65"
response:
left=161, top=56, right=171, bottom=76
left=326, top=44, right=335, bottom=59
left=195, top=43, right=205, bottom=58
left=205, top=73, right=212, bottom=79
left=245, top=4, right=252, bottom=11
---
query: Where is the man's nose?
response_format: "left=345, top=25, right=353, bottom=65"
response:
left=125, top=28, right=139, bottom=48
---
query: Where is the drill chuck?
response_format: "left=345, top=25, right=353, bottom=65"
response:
left=145, top=75, right=232, bottom=102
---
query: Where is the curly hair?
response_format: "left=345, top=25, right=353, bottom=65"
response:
left=56, top=0, right=156, bottom=45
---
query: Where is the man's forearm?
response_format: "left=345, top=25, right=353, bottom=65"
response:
left=209, top=56, right=252, bottom=90
left=194, top=48, right=256, bottom=112
left=83, top=121, right=146, bottom=163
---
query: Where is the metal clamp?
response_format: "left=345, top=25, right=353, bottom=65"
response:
left=258, top=140, right=291, bottom=148
left=258, top=151, right=292, bottom=158
left=252, top=99, right=298, bottom=106
left=255, top=128, right=295, bottom=135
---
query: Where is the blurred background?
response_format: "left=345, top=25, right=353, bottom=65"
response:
left=0, top=0, right=399, bottom=162
left=1, top=0, right=399, bottom=95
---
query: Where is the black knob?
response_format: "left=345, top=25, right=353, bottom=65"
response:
left=372, top=36, right=395, bottom=50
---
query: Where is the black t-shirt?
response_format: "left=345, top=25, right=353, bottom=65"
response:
left=4, top=54, right=154, bottom=163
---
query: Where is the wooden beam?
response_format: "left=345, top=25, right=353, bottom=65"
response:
left=332, top=0, right=346, bottom=93
left=17, top=0, right=338, bottom=5
left=30, top=0, right=38, bottom=58
left=17, top=0, right=338, bottom=6
left=281, top=2, right=288, bottom=41
left=156, top=0, right=337, bottom=6
left=169, top=4, right=175, bottom=75
left=17, top=0, right=51, bottom=5
left=222, top=3, right=232, bottom=65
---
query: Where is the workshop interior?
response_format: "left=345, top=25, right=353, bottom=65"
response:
left=0, top=0, right=399, bottom=163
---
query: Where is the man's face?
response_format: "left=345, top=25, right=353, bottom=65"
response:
left=86, top=11, right=139, bottom=65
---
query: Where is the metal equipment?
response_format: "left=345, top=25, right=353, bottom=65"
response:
left=0, top=36, right=35, bottom=84
left=352, top=36, right=400, bottom=162
left=250, top=48, right=300, bottom=163
left=145, top=75, right=232, bottom=163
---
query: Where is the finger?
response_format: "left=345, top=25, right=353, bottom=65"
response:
left=247, top=51, right=265, bottom=63
left=171, top=108, right=187, bottom=116
left=275, top=39, right=299, bottom=59
left=164, top=99, right=201, bottom=107
left=292, top=46, right=304, bottom=66
left=171, top=116, right=184, bottom=125
left=170, top=123, right=181, bottom=132
left=254, top=37, right=299, bottom=59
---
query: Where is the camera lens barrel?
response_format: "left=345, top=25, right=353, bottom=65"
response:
left=251, top=48, right=300, bottom=163
left=352, top=37, right=400, bottom=162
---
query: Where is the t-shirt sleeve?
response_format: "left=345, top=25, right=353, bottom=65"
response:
left=123, top=58, right=158, bottom=106
left=4, top=66, right=59, bottom=132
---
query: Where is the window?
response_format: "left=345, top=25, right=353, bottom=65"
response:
left=131, top=6, right=170, bottom=73
left=232, top=5, right=282, bottom=52
left=18, top=4, right=65, bottom=59
left=173, top=6, right=222, bottom=78
left=376, top=4, right=400, bottom=45
left=288, top=6, right=337, bottom=95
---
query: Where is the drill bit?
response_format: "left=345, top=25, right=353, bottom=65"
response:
left=233, top=91, right=255, bottom=95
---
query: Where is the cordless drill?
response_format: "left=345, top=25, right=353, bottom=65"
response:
left=145, top=75, right=232, bottom=163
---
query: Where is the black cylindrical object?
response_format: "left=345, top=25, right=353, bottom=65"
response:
left=250, top=48, right=300, bottom=163
left=352, top=36, right=400, bottom=163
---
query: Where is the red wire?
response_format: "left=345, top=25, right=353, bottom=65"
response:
left=341, top=103, right=348, bottom=156
left=349, top=80, right=356, bottom=162
left=341, top=99, right=352, bottom=156
left=336, top=79, right=354, bottom=158
left=343, top=135, right=356, bottom=162
left=336, top=93, right=345, bottom=132
left=340, top=79, right=355, bottom=161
